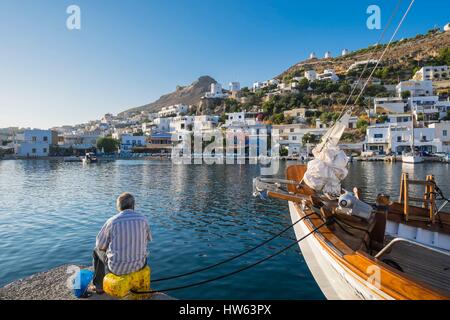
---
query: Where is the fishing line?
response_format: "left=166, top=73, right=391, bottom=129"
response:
left=152, top=212, right=315, bottom=282
left=132, top=219, right=328, bottom=294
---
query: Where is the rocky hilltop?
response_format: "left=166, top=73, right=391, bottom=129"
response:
left=120, top=75, right=217, bottom=115
left=279, top=30, right=450, bottom=82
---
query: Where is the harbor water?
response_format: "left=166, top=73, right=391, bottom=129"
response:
left=0, top=159, right=449, bottom=299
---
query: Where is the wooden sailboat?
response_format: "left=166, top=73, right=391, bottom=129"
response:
left=253, top=106, right=449, bottom=299
left=255, top=167, right=450, bottom=299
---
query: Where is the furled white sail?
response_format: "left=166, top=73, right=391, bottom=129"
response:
left=303, top=110, right=351, bottom=196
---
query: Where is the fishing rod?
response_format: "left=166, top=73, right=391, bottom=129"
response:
left=152, top=212, right=315, bottom=283
left=132, top=218, right=328, bottom=294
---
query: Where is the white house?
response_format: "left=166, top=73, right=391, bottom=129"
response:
left=152, top=117, right=172, bottom=133
left=252, top=81, right=263, bottom=91
left=396, top=80, right=433, bottom=97
left=17, top=129, right=57, bottom=157
left=170, top=116, right=194, bottom=134
left=413, top=66, right=449, bottom=81
left=120, top=135, right=146, bottom=152
left=204, top=83, right=226, bottom=98
left=304, top=70, right=317, bottom=81
left=364, top=124, right=442, bottom=155
left=309, top=52, right=316, bottom=59
left=408, top=96, right=450, bottom=120
left=374, top=97, right=407, bottom=114
left=193, top=115, right=219, bottom=133
left=158, top=104, right=188, bottom=117
left=317, top=69, right=339, bottom=82
left=324, top=51, right=332, bottom=59
left=273, top=124, right=327, bottom=156
left=224, top=112, right=262, bottom=127
left=428, top=121, right=450, bottom=152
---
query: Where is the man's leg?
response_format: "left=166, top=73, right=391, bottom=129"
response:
left=92, top=248, right=109, bottom=292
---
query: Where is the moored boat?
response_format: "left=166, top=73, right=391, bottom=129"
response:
left=255, top=165, right=450, bottom=300
left=82, top=152, right=98, bottom=164
left=253, top=111, right=450, bottom=300
left=401, top=153, right=424, bottom=164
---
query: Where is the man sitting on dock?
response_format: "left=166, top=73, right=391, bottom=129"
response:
left=92, top=192, right=152, bottom=294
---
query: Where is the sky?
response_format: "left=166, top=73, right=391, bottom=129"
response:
left=0, top=0, right=449, bottom=129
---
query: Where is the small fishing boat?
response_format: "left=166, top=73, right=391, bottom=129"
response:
left=401, top=153, right=424, bottom=164
left=82, top=152, right=98, bottom=164
left=254, top=112, right=450, bottom=300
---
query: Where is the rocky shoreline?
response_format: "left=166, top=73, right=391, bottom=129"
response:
left=0, top=265, right=174, bottom=300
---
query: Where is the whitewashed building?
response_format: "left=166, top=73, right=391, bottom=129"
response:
left=158, top=104, right=188, bottom=117
left=396, top=80, right=433, bottom=97
left=364, top=124, right=442, bottom=155
left=273, top=124, right=327, bottom=156
left=224, top=112, right=262, bottom=127
left=408, top=96, right=450, bottom=120
left=193, top=115, right=219, bottom=133
left=304, top=70, right=317, bottom=81
left=413, top=66, right=449, bottom=81
left=152, top=117, right=172, bottom=133
left=17, top=129, right=57, bottom=157
left=120, top=135, right=146, bottom=152
left=317, top=69, right=339, bottom=82
left=428, top=121, right=450, bottom=152
left=204, top=83, right=227, bottom=98
left=374, top=97, right=407, bottom=114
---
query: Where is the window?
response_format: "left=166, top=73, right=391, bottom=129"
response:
left=43, top=136, right=48, bottom=142
left=290, top=128, right=294, bottom=133
left=397, top=137, right=402, bottom=142
left=43, top=148, right=47, bottom=153
left=32, top=136, right=37, bottom=142
left=292, top=136, right=297, bottom=141
left=374, top=134, right=383, bottom=139
left=32, top=148, right=36, bottom=154
left=443, top=130, right=447, bottom=137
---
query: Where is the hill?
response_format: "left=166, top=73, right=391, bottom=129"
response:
left=120, top=76, right=216, bottom=116
left=279, top=29, right=450, bottom=83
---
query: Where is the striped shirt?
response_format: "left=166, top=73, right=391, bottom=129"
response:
left=96, top=209, right=152, bottom=275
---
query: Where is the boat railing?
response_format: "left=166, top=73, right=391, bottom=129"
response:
left=375, top=237, right=450, bottom=259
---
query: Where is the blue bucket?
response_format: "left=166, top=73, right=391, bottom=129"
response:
left=72, top=269, right=94, bottom=298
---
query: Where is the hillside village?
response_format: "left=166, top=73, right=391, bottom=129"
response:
left=1, top=26, right=450, bottom=160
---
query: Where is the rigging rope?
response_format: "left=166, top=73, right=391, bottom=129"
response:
left=343, top=0, right=404, bottom=109
left=152, top=212, right=315, bottom=282
left=351, top=0, right=415, bottom=111
left=132, top=218, right=328, bottom=294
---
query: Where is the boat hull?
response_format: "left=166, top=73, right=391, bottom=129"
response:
left=288, top=202, right=394, bottom=300
left=402, top=155, right=423, bottom=163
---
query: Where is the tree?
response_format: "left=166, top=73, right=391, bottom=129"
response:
left=97, top=137, right=119, bottom=153
left=356, top=119, right=369, bottom=130
left=401, top=90, right=411, bottom=99
left=302, top=133, right=319, bottom=145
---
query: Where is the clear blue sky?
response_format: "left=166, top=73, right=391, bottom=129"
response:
left=0, top=0, right=449, bottom=129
